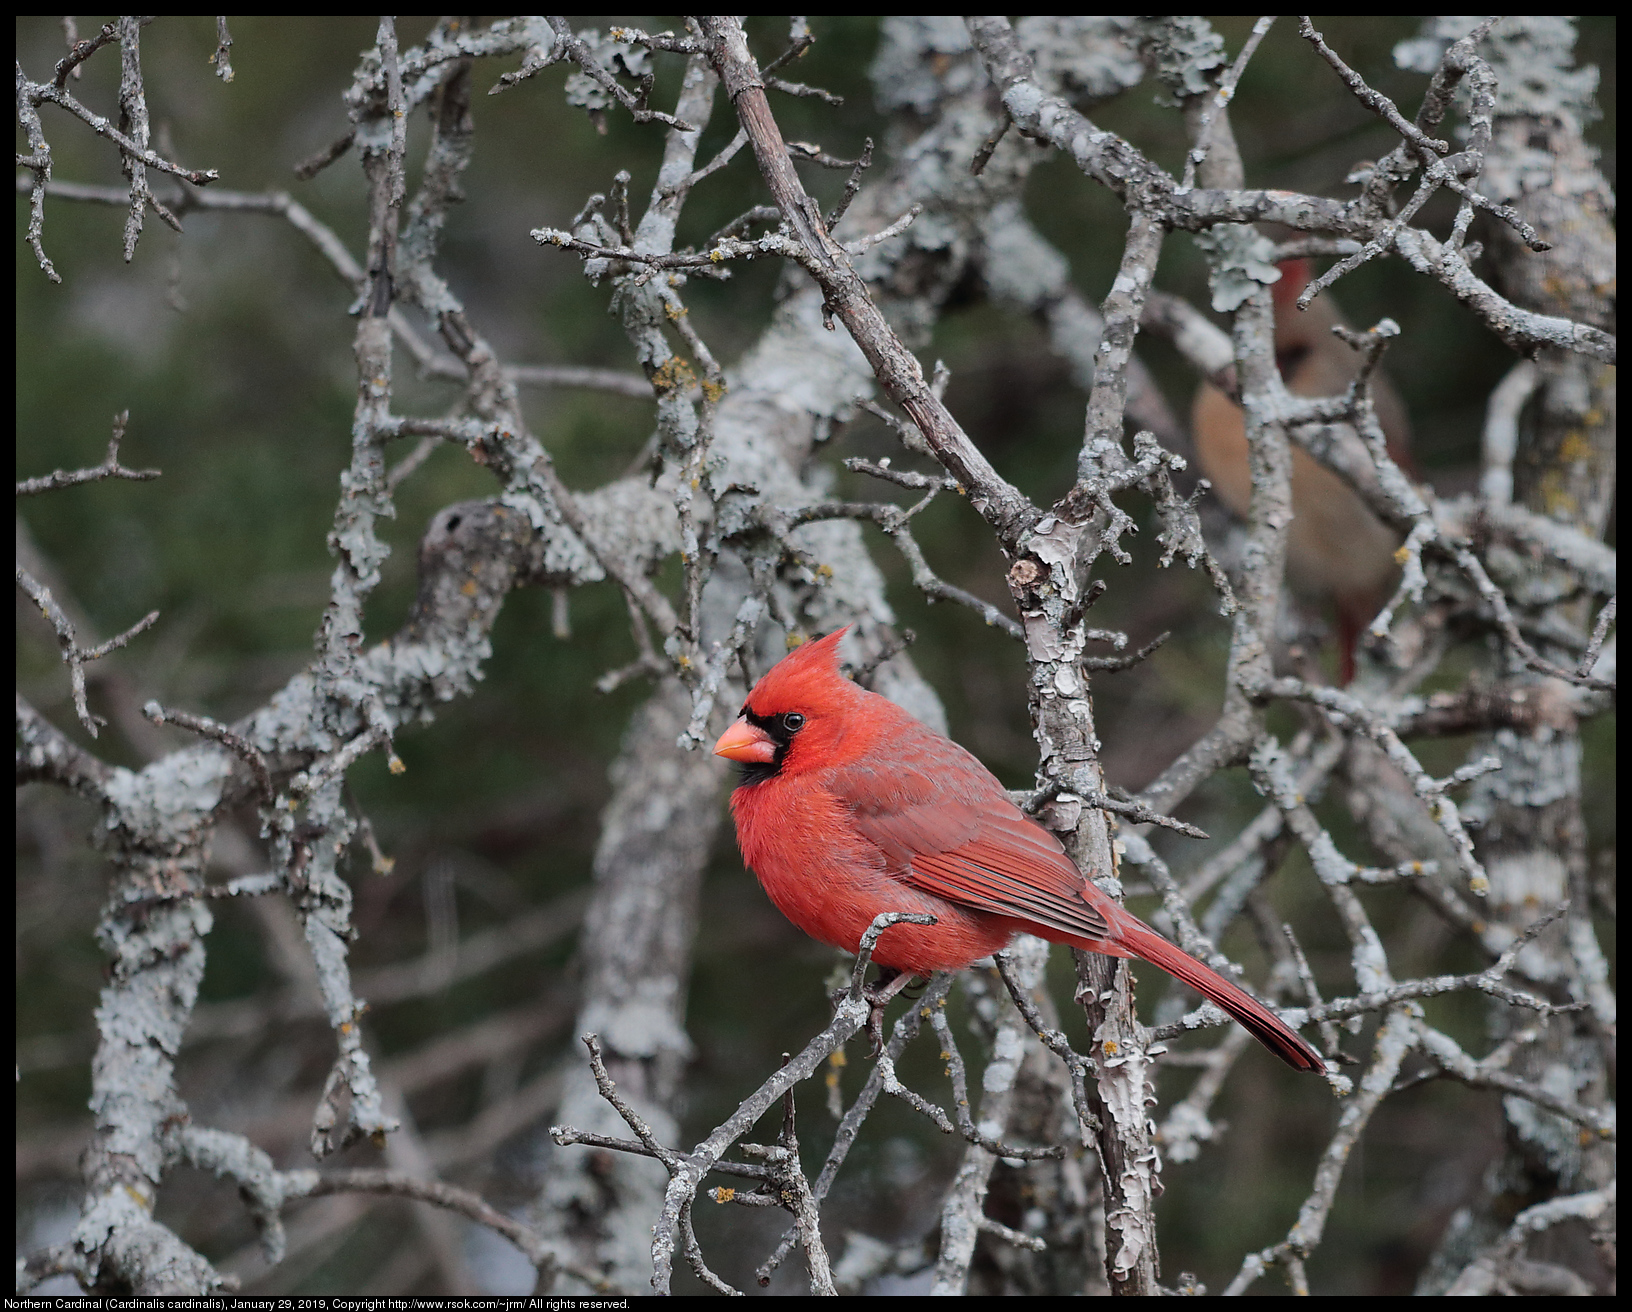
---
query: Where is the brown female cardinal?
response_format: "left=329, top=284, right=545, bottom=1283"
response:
left=1192, top=258, right=1413, bottom=682
left=714, top=629, right=1325, bottom=1072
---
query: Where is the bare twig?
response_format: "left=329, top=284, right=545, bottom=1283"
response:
left=16, top=412, right=160, bottom=495
left=17, top=566, right=158, bottom=738
left=143, top=701, right=275, bottom=801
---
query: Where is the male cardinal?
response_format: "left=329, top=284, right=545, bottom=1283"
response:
left=714, top=629, right=1324, bottom=1072
left=1191, top=258, right=1413, bottom=683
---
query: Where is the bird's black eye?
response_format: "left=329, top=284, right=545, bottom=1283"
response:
left=781, top=712, right=806, bottom=733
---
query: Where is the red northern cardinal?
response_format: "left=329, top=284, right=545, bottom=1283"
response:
left=1192, top=258, right=1413, bottom=683
left=714, top=629, right=1325, bottom=1072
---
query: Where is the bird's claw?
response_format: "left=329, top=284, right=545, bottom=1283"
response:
left=829, top=984, right=890, bottom=1055
left=864, top=992, right=889, bottom=1058
left=854, top=967, right=913, bottom=1058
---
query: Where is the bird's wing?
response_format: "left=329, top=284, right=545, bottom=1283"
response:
left=833, top=751, right=1114, bottom=946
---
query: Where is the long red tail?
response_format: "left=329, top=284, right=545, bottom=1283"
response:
left=1115, top=920, right=1326, bottom=1073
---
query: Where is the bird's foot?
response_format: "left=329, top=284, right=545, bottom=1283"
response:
left=859, top=967, right=916, bottom=1057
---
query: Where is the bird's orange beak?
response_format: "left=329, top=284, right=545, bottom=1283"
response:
left=713, top=716, right=776, bottom=764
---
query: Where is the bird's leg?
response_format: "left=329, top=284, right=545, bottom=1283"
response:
left=861, top=967, right=916, bottom=1056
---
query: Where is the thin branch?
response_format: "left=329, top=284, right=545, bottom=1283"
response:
left=1578, top=596, right=1615, bottom=679
left=16, top=411, right=160, bottom=495
left=697, top=15, right=1039, bottom=549
left=825, top=136, right=873, bottom=230
left=141, top=701, right=275, bottom=801
left=16, top=692, right=114, bottom=794
left=547, top=17, right=697, bottom=132
left=292, top=1168, right=560, bottom=1277
left=17, top=565, right=159, bottom=738
left=1179, top=16, right=1276, bottom=192
left=992, top=953, right=1097, bottom=1143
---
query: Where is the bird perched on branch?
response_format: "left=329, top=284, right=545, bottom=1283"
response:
left=714, top=629, right=1325, bottom=1072
left=1191, top=258, right=1413, bottom=683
